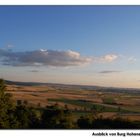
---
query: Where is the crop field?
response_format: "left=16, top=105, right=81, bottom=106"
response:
left=6, top=81, right=140, bottom=121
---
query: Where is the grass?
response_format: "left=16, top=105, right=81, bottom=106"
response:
left=102, top=97, right=117, bottom=105
left=48, top=98, right=129, bottom=112
left=121, top=106, right=140, bottom=113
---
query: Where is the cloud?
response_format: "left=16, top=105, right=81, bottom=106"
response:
left=0, top=48, right=119, bottom=67
left=0, top=49, right=92, bottom=67
left=99, top=70, right=122, bottom=74
left=28, top=70, right=40, bottom=73
left=128, top=57, right=137, bottom=63
left=99, top=54, right=118, bottom=62
left=6, top=44, right=14, bottom=48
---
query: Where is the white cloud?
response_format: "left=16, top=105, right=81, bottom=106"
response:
left=0, top=48, right=119, bottom=67
left=128, top=57, right=137, bottom=63
left=102, top=54, right=118, bottom=62
left=98, top=54, right=118, bottom=63
left=0, top=49, right=92, bottom=67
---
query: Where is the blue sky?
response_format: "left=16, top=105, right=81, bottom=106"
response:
left=0, top=6, right=140, bottom=88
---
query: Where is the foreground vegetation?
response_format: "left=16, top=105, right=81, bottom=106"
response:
left=0, top=79, right=140, bottom=129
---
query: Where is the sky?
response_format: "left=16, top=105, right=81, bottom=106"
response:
left=0, top=6, right=140, bottom=88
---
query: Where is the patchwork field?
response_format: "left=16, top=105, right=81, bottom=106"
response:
left=6, top=81, right=140, bottom=121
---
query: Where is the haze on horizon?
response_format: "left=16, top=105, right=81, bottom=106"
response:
left=0, top=6, right=140, bottom=88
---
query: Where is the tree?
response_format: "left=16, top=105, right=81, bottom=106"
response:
left=117, top=106, right=121, bottom=113
left=17, top=100, right=22, bottom=106
left=91, top=105, right=98, bottom=118
left=41, top=105, right=74, bottom=129
left=23, top=100, right=28, bottom=106
left=37, top=103, right=41, bottom=107
left=77, top=116, right=92, bottom=129
left=14, top=105, right=30, bottom=128
left=0, top=79, right=14, bottom=128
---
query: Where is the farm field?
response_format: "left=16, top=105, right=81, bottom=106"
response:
left=6, top=80, right=140, bottom=121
